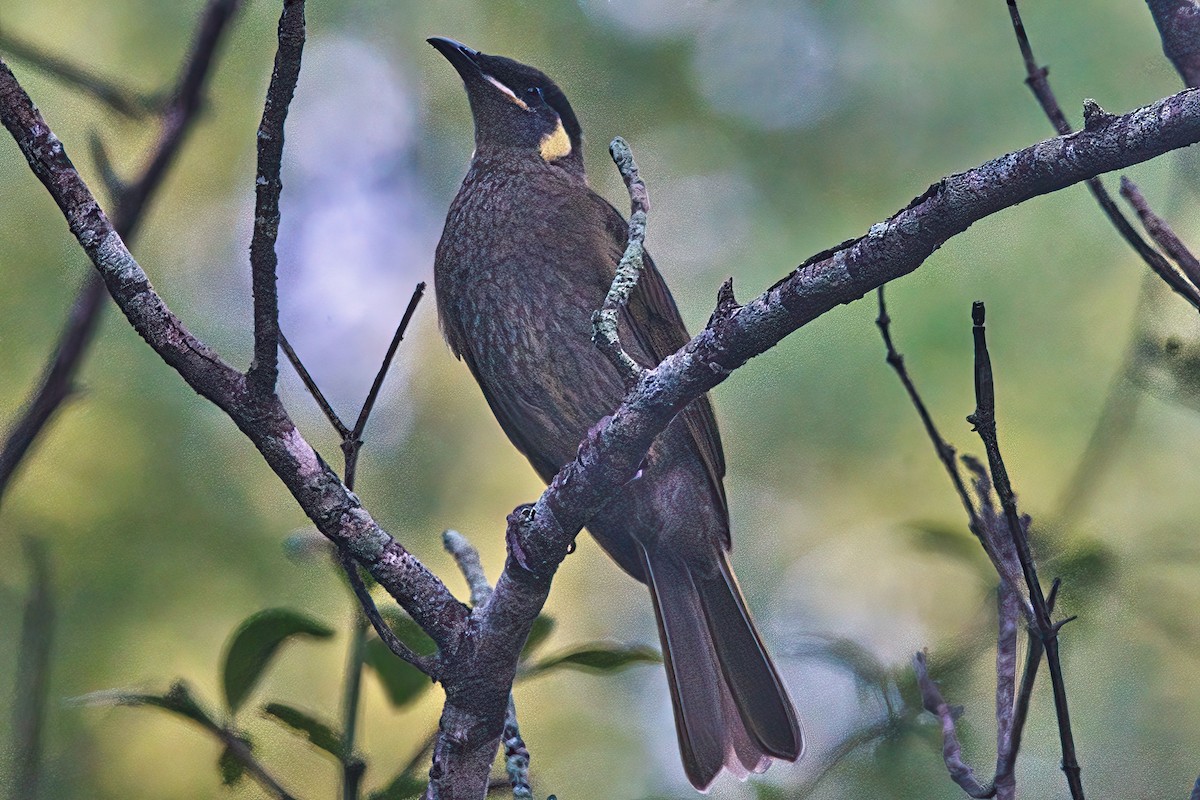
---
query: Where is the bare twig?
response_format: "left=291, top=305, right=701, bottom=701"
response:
left=279, top=332, right=351, bottom=438
left=966, top=302, right=1084, bottom=799
left=875, top=286, right=1029, bottom=606
left=0, top=25, right=157, bottom=118
left=7, top=538, right=55, bottom=800
left=591, top=136, right=650, bottom=380
left=247, top=0, right=305, bottom=397
left=0, top=0, right=244, bottom=507
left=1005, top=0, right=1200, bottom=310
left=338, top=548, right=436, bottom=676
left=345, top=282, right=425, bottom=486
left=914, top=651, right=992, bottom=798
left=503, top=699, right=532, bottom=800
left=1119, top=177, right=1200, bottom=289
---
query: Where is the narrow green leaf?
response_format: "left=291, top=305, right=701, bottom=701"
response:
left=367, top=772, right=426, bottom=800
left=520, top=615, right=555, bottom=660
left=218, top=742, right=248, bottom=785
left=363, top=638, right=430, bottom=708
left=221, top=608, right=334, bottom=714
left=71, top=681, right=218, bottom=730
left=524, top=642, right=660, bottom=676
left=263, top=702, right=344, bottom=759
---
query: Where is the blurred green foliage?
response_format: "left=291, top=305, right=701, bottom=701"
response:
left=4, top=1, right=1200, bottom=798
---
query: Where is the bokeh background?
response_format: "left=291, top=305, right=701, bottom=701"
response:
left=3, top=1, right=1200, bottom=798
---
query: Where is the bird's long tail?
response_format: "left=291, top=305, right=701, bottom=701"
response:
left=641, top=547, right=803, bottom=790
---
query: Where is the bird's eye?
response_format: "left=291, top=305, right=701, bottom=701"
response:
left=525, top=86, right=543, bottom=101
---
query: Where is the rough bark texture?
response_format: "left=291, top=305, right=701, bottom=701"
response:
left=5, top=46, right=1200, bottom=796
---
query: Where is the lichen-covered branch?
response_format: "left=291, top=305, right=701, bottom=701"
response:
left=591, top=136, right=650, bottom=381
left=0, top=52, right=468, bottom=651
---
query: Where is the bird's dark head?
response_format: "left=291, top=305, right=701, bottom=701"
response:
left=428, top=37, right=583, bottom=171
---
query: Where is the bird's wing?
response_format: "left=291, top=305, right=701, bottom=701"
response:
left=593, top=193, right=730, bottom=521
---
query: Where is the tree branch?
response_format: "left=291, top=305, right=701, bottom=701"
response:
left=1005, top=0, right=1200, bottom=310
left=247, top=0, right=304, bottom=397
left=1119, top=177, right=1200, bottom=288
left=0, top=0, right=244, bottom=507
left=7, top=48, right=1200, bottom=795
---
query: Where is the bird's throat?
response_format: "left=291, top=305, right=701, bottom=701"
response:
left=539, top=118, right=572, bottom=162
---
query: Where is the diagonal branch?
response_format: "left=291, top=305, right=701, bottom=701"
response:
left=0, top=0, right=244, bottom=508
left=1119, top=177, right=1200, bottom=288
left=247, top=0, right=305, bottom=397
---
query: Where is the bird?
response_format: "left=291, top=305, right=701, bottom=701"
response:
left=427, top=37, right=803, bottom=790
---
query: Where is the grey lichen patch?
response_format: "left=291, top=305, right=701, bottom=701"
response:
left=345, top=517, right=390, bottom=562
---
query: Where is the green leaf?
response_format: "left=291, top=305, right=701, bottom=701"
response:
left=524, top=642, right=660, bottom=676
left=221, top=608, right=334, bottom=714
left=218, top=741, right=248, bottom=785
left=520, top=615, right=555, bottom=660
left=363, top=638, right=430, bottom=708
left=367, top=772, right=426, bottom=800
left=71, top=681, right=218, bottom=730
left=263, top=702, right=345, bottom=758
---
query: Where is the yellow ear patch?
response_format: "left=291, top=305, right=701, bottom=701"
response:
left=540, top=118, right=572, bottom=162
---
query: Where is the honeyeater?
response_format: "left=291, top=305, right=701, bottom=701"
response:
left=428, top=37, right=802, bottom=789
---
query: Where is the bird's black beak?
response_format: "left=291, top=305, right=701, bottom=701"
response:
left=427, top=37, right=482, bottom=83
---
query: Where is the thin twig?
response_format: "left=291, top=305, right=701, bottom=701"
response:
left=966, top=302, right=1085, bottom=799
left=339, top=607, right=368, bottom=800
left=992, top=585, right=1020, bottom=800
left=279, top=331, right=351, bottom=438
left=8, top=538, right=55, bottom=800
left=591, top=136, right=650, bottom=380
left=247, top=0, right=305, bottom=396
left=1119, top=177, right=1200, bottom=289
left=0, top=25, right=158, bottom=118
left=338, top=548, right=436, bottom=676
left=875, top=287, right=1031, bottom=605
left=215, top=726, right=300, bottom=800
left=913, top=651, right=992, bottom=798
left=0, top=0, right=244, bottom=508
left=1005, top=0, right=1200, bottom=310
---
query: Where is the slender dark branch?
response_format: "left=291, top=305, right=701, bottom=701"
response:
left=279, top=331, right=351, bottom=438
left=0, top=25, right=157, bottom=118
left=8, top=538, right=55, bottom=800
left=216, top=726, right=300, bottom=800
left=338, top=548, right=437, bottom=676
left=966, top=302, right=1084, bottom=799
left=1119, top=177, right=1200, bottom=288
left=591, top=136, right=650, bottom=380
left=1145, top=0, right=1200, bottom=88
left=877, top=291, right=991, bottom=556
left=1005, top=0, right=1200, bottom=310
left=502, top=698, right=531, bottom=800
left=0, top=0, right=243, bottom=508
left=247, top=0, right=305, bottom=396
left=351, top=282, right=426, bottom=441
left=339, top=605, right=368, bottom=800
